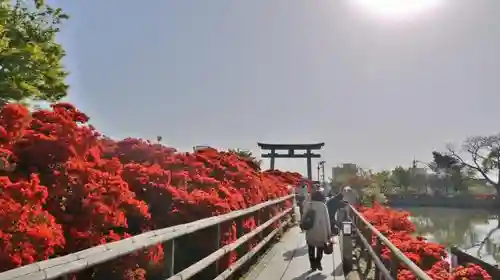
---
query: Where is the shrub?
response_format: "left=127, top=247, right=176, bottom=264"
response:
left=0, top=103, right=304, bottom=279
left=358, top=203, right=492, bottom=279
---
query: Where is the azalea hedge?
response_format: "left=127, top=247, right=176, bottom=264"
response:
left=0, top=103, right=305, bottom=279
left=359, top=203, right=492, bottom=279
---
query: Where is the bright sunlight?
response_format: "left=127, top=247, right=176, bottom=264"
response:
left=352, top=0, right=443, bottom=20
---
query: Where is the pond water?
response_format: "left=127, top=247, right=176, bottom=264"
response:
left=403, top=207, right=500, bottom=266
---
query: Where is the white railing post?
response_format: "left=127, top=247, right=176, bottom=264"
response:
left=341, top=221, right=353, bottom=271
left=278, top=202, right=284, bottom=237
left=256, top=208, right=263, bottom=241
left=164, top=240, right=175, bottom=277
left=292, top=191, right=299, bottom=224
left=214, top=224, right=221, bottom=275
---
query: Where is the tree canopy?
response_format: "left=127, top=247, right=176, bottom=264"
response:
left=432, top=151, right=459, bottom=170
left=0, top=0, right=69, bottom=105
left=228, top=148, right=262, bottom=170
left=391, top=166, right=411, bottom=192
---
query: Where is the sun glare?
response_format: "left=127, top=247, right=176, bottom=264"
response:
left=352, top=0, right=443, bottom=20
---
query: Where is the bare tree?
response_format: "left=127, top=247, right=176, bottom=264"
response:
left=435, top=133, right=500, bottom=195
left=433, top=133, right=500, bottom=257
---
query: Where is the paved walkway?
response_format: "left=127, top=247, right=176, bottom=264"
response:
left=245, top=226, right=345, bottom=280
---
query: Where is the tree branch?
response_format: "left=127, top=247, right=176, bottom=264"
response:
left=446, top=147, right=497, bottom=186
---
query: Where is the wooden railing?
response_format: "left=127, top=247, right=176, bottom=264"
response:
left=450, top=246, right=500, bottom=279
left=345, top=205, right=433, bottom=280
left=0, top=194, right=296, bottom=280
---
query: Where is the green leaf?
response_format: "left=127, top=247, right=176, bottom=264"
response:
left=0, top=0, right=68, bottom=104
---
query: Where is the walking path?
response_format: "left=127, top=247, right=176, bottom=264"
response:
left=244, top=226, right=347, bottom=280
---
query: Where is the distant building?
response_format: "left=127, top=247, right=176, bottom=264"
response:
left=332, top=163, right=359, bottom=181
left=412, top=167, right=427, bottom=176
left=342, top=163, right=358, bottom=170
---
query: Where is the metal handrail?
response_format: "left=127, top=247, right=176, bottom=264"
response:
left=0, top=194, right=295, bottom=280
left=349, top=205, right=433, bottom=280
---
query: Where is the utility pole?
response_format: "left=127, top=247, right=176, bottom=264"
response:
left=317, top=163, right=321, bottom=181
left=318, top=160, right=326, bottom=187
left=321, top=162, right=325, bottom=185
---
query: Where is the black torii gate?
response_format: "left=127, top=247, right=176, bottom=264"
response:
left=257, top=142, right=325, bottom=180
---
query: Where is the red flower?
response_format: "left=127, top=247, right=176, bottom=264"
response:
left=359, top=204, right=492, bottom=279
left=0, top=103, right=303, bottom=279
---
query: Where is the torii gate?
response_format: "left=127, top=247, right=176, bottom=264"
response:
left=257, top=142, right=325, bottom=180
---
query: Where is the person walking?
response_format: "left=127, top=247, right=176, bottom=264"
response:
left=301, top=190, right=332, bottom=271
left=342, top=186, right=359, bottom=206
left=328, top=187, right=336, bottom=198
left=341, top=186, right=358, bottom=221
left=326, top=192, right=346, bottom=235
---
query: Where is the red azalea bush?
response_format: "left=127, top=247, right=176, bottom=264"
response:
left=358, top=203, right=492, bottom=279
left=0, top=103, right=304, bottom=279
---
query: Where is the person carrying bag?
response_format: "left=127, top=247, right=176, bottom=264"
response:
left=300, top=190, right=332, bottom=271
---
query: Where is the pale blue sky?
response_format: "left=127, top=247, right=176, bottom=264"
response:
left=48, top=1, right=500, bottom=178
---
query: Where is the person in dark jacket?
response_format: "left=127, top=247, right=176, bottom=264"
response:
left=326, top=193, right=346, bottom=235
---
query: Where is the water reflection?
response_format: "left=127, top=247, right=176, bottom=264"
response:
left=402, top=207, right=500, bottom=265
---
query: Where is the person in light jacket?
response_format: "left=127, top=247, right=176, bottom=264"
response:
left=302, top=190, right=332, bottom=271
